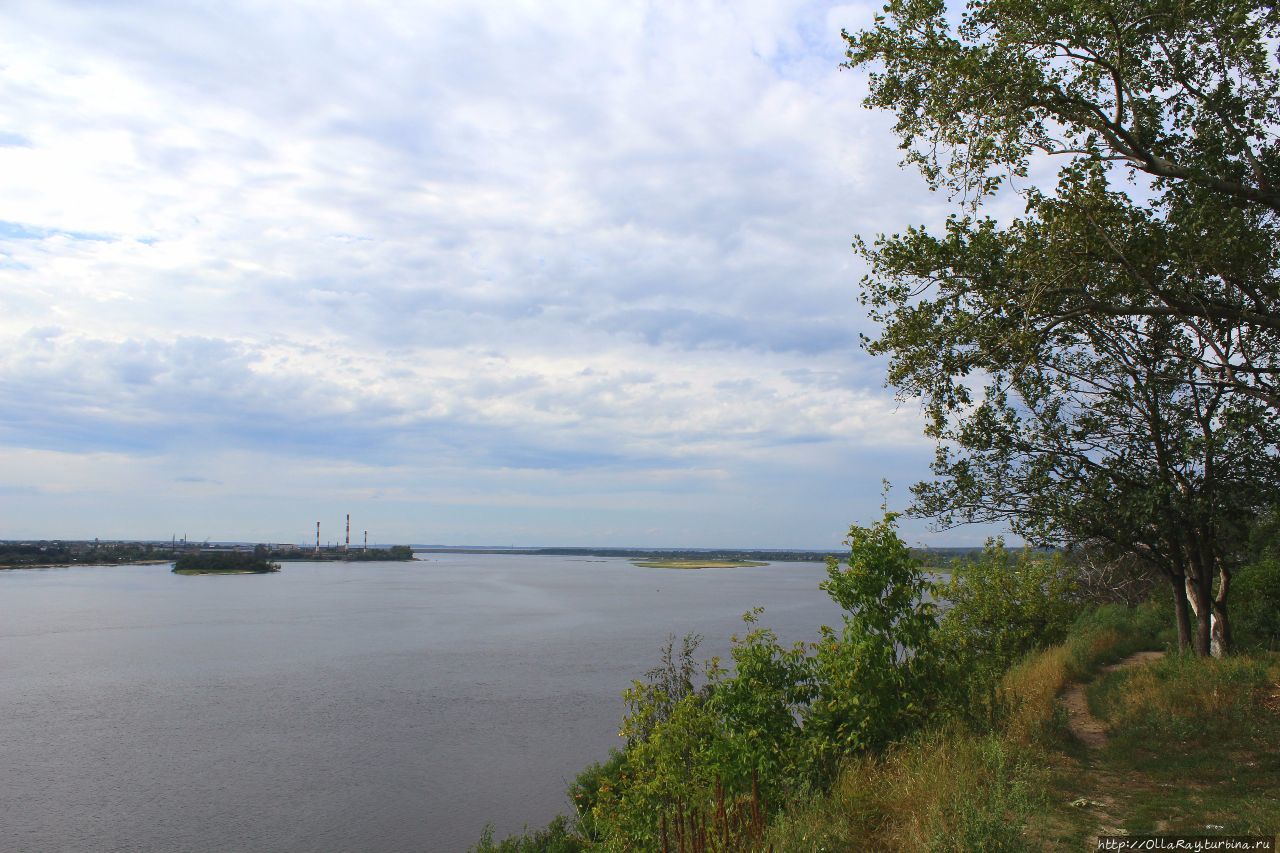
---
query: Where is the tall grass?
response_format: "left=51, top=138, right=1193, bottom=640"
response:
left=1090, top=653, right=1275, bottom=738
left=763, top=600, right=1169, bottom=851
left=764, top=727, right=1043, bottom=852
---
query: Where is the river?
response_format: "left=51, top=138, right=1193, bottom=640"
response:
left=0, top=553, right=843, bottom=851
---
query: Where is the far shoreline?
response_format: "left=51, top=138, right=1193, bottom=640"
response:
left=0, top=559, right=174, bottom=571
left=631, top=559, right=770, bottom=570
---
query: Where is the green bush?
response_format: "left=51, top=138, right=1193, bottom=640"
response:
left=172, top=551, right=279, bottom=573
left=1232, top=559, right=1280, bottom=651
left=801, top=512, right=942, bottom=782
left=935, top=543, right=1080, bottom=717
left=566, top=750, right=626, bottom=843
left=577, top=511, right=944, bottom=847
left=471, top=815, right=583, bottom=852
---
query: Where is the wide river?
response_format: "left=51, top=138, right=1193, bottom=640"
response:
left=0, top=553, right=843, bottom=852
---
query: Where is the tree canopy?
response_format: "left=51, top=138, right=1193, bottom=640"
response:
left=848, top=0, right=1280, bottom=408
left=846, top=0, right=1280, bottom=654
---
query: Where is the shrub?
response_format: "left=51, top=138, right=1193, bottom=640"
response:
left=471, top=816, right=583, bottom=853
left=582, top=511, right=944, bottom=847
left=1232, top=558, right=1280, bottom=651
left=935, top=543, right=1080, bottom=719
left=567, top=750, right=626, bottom=843
left=803, top=512, right=941, bottom=775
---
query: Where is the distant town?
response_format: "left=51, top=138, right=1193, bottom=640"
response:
left=0, top=538, right=414, bottom=569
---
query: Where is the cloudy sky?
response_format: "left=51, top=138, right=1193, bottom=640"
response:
left=0, top=0, right=994, bottom=548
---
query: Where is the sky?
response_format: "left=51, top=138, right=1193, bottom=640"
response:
left=0, top=0, right=1003, bottom=549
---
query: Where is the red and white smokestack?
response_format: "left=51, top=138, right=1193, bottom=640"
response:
left=315, top=521, right=321, bottom=554
left=364, top=530, right=368, bottom=550
left=345, top=514, right=350, bottom=551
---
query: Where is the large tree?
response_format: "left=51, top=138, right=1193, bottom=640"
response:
left=847, top=0, right=1280, bottom=408
left=845, top=0, right=1280, bottom=654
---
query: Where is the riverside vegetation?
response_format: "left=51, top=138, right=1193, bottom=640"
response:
left=476, top=0, right=1280, bottom=846
left=630, top=560, right=769, bottom=570
left=475, top=517, right=1280, bottom=851
left=172, top=552, right=281, bottom=575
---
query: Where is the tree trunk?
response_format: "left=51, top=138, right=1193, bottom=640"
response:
left=1211, top=564, right=1232, bottom=657
left=1170, top=574, right=1192, bottom=652
left=1185, top=575, right=1213, bottom=656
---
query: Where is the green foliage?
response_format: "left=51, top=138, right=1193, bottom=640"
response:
left=620, top=633, right=706, bottom=746
left=705, top=612, right=814, bottom=799
left=1231, top=558, right=1280, bottom=650
left=575, top=511, right=945, bottom=846
left=936, top=543, right=1080, bottom=713
left=471, top=816, right=583, bottom=853
left=804, top=512, right=941, bottom=771
left=599, top=690, right=725, bottom=847
left=566, top=750, right=627, bottom=844
left=172, top=551, right=279, bottom=574
left=845, top=0, right=1280, bottom=215
left=1247, top=508, right=1280, bottom=562
left=844, top=0, right=1280, bottom=659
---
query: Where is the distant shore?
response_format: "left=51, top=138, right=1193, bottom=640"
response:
left=0, top=559, right=174, bottom=570
left=631, top=559, right=769, bottom=569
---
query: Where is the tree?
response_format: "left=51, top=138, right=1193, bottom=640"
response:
left=858, top=176, right=1280, bottom=653
left=845, top=0, right=1280, bottom=654
left=803, top=510, right=940, bottom=770
left=846, top=0, right=1280, bottom=409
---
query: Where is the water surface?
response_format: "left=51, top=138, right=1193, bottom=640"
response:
left=0, top=554, right=841, bottom=851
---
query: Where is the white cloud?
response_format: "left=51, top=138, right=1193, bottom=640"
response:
left=0, top=0, right=999, bottom=545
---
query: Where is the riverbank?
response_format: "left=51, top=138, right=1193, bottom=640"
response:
left=631, top=559, right=769, bottom=569
left=764, top=626, right=1279, bottom=848
left=478, top=613, right=1280, bottom=850
left=473, top=537, right=1280, bottom=851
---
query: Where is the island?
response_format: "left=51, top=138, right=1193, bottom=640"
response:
left=172, top=552, right=281, bottom=575
left=631, top=559, right=768, bottom=569
left=272, top=544, right=415, bottom=562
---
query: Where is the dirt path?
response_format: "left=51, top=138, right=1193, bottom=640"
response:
left=1061, top=650, right=1165, bottom=749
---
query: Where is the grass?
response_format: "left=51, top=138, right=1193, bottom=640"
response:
left=761, top=628, right=1089, bottom=852
left=765, top=728, right=1046, bottom=852
left=630, top=560, right=769, bottom=569
left=762, top=601, right=1277, bottom=852
left=1076, top=651, right=1280, bottom=837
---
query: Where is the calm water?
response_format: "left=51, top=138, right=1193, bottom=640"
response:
left=0, top=554, right=841, bottom=852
